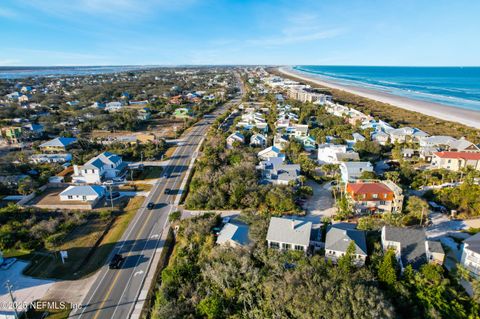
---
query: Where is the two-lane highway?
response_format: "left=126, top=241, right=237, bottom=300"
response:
left=70, top=89, right=242, bottom=319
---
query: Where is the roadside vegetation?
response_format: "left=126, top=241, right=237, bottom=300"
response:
left=151, top=213, right=478, bottom=319
left=2, top=196, right=143, bottom=280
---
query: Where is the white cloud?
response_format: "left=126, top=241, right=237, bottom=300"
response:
left=0, top=59, right=22, bottom=66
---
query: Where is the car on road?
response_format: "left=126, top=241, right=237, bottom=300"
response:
left=163, top=173, right=168, bottom=178
left=164, top=188, right=171, bottom=195
left=109, top=254, right=125, bottom=269
left=147, top=202, right=155, bottom=209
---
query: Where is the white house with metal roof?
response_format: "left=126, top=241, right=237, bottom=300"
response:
left=266, top=217, right=312, bottom=253
left=216, top=222, right=249, bottom=248
left=60, top=185, right=106, bottom=206
left=72, top=152, right=126, bottom=184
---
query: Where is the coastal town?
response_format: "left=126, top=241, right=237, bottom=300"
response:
left=0, top=65, right=479, bottom=319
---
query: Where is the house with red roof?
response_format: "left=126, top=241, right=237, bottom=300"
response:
left=431, top=151, right=480, bottom=171
left=346, top=180, right=404, bottom=214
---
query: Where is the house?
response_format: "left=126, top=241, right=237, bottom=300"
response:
left=346, top=180, right=404, bottom=214
left=0, top=126, right=23, bottom=144
left=266, top=217, right=312, bottom=253
left=431, top=151, right=480, bottom=171
left=216, top=221, right=249, bottom=247
left=39, top=137, right=77, bottom=152
left=257, top=158, right=300, bottom=185
left=419, top=135, right=457, bottom=149
left=273, top=134, right=289, bottom=151
left=59, top=185, right=106, bottom=206
left=258, top=146, right=285, bottom=161
left=339, top=161, right=374, bottom=183
left=22, top=123, right=44, bottom=137
left=137, top=108, right=151, bottom=120
left=72, top=152, right=126, bottom=184
left=317, top=143, right=359, bottom=164
left=371, top=131, right=390, bottom=145
left=461, top=232, right=480, bottom=278
left=325, top=223, right=368, bottom=266
left=426, top=240, right=446, bottom=266
left=30, top=153, right=72, bottom=164
left=446, top=138, right=480, bottom=152
left=286, top=124, right=308, bottom=137
left=381, top=226, right=443, bottom=270
left=173, top=107, right=192, bottom=118
left=66, top=100, right=79, bottom=106
left=346, top=133, right=366, bottom=148
left=90, top=101, right=106, bottom=109
left=295, top=135, right=316, bottom=152
left=250, top=133, right=267, bottom=147
left=226, top=132, right=245, bottom=149
left=105, top=101, right=124, bottom=111
left=387, top=127, right=428, bottom=143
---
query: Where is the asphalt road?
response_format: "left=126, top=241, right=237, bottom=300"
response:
left=70, top=92, right=242, bottom=319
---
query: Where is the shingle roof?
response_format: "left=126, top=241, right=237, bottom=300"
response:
left=266, top=217, right=311, bottom=247
left=464, top=232, right=480, bottom=254
left=325, top=224, right=367, bottom=256
left=383, top=226, right=427, bottom=269
left=426, top=240, right=444, bottom=254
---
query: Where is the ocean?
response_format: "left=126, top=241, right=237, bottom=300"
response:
left=0, top=65, right=153, bottom=80
left=293, top=65, right=480, bottom=111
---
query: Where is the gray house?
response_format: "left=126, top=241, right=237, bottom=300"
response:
left=381, top=226, right=443, bottom=270
left=266, top=217, right=312, bottom=253
left=325, top=223, right=368, bottom=266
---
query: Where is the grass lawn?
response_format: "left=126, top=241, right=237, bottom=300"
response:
left=119, top=183, right=153, bottom=192
left=136, top=166, right=163, bottom=180
left=23, top=196, right=145, bottom=280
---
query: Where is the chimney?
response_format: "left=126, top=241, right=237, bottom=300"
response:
left=291, top=218, right=296, bottom=230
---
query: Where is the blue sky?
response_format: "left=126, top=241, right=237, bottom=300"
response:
left=0, top=0, right=479, bottom=66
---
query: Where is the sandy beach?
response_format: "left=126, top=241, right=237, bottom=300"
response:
left=279, top=67, right=480, bottom=129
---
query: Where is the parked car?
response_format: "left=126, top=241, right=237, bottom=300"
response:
left=165, top=188, right=171, bottom=195
left=109, top=254, right=125, bottom=269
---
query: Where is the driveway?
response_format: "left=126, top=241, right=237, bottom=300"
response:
left=301, top=180, right=336, bottom=223
left=426, top=212, right=480, bottom=239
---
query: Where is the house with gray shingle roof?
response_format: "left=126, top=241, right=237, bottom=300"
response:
left=325, top=223, right=367, bottom=266
left=266, top=217, right=312, bottom=253
left=381, top=226, right=431, bottom=270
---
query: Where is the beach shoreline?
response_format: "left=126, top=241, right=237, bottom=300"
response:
left=278, top=66, right=480, bottom=129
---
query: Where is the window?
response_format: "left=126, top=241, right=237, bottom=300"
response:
left=384, top=193, right=388, bottom=198
left=82, top=196, right=87, bottom=200
left=68, top=195, right=73, bottom=199
left=372, top=194, right=378, bottom=199
left=294, top=245, right=304, bottom=251
left=282, top=243, right=291, bottom=250
left=270, top=241, right=280, bottom=249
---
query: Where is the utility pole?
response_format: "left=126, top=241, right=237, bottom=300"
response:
left=5, top=280, right=19, bottom=319
left=420, top=207, right=425, bottom=226
left=108, top=184, right=114, bottom=209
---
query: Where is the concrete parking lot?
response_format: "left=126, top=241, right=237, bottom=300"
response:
left=0, top=261, right=54, bottom=317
